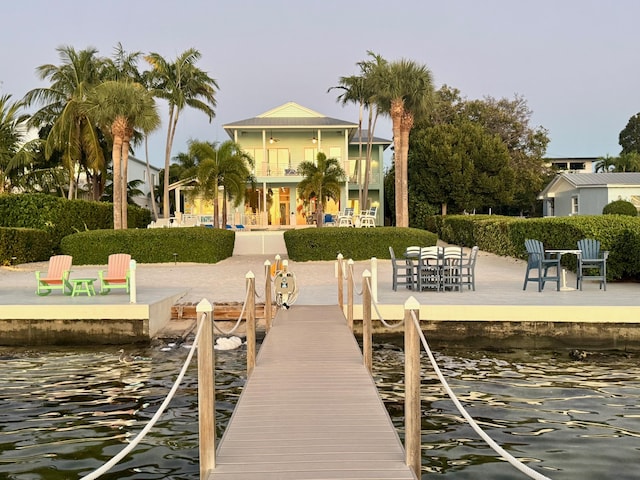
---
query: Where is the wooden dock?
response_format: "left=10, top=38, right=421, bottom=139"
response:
left=206, top=304, right=417, bottom=480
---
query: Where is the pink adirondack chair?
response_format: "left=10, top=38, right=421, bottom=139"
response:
left=35, top=255, right=73, bottom=295
left=98, top=254, right=132, bottom=294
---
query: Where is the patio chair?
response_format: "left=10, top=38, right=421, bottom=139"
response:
left=459, top=246, right=479, bottom=291
left=99, top=253, right=132, bottom=294
left=418, top=246, right=442, bottom=291
left=523, top=239, right=560, bottom=291
left=577, top=238, right=608, bottom=290
left=441, top=246, right=464, bottom=291
left=35, top=255, right=73, bottom=296
left=389, top=246, right=415, bottom=291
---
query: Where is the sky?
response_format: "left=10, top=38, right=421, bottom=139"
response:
left=3, top=0, right=640, bottom=168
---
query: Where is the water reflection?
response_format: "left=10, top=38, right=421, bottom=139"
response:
left=1, top=341, right=639, bottom=479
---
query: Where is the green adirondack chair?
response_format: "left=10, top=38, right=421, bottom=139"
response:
left=35, top=255, right=73, bottom=296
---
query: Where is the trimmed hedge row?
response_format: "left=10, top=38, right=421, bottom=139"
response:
left=59, top=228, right=235, bottom=265
left=428, top=214, right=640, bottom=281
left=0, top=193, right=152, bottom=263
left=284, top=226, right=438, bottom=261
left=0, top=227, right=53, bottom=266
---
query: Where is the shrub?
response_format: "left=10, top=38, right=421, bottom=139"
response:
left=284, top=227, right=438, bottom=261
left=602, top=199, right=638, bottom=216
left=0, top=227, right=53, bottom=265
left=60, top=227, right=234, bottom=264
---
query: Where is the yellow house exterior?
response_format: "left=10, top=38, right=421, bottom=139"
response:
left=224, top=102, right=390, bottom=227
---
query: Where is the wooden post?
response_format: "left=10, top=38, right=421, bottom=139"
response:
left=264, top=260, right=272, bottom=332
left=246, top=271, right=256, bottom=377
left=347, top=259, right=354, bottom=331
left=371, top=256, right=378, bottom=303
left=404, top=296, right=421, bottom=477
left=129, top=259, right=137, bottom=304
left=337, top=253, right=344, bottom=308
left=196, top=299, right=216, bottom=476
left=362, top=269, right=372, bottom=373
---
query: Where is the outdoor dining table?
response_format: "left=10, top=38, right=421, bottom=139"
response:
left=545, top=249, right=582, bottom=291
left=404, top=246, right=467, bottom=291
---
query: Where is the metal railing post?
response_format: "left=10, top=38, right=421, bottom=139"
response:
left=347, top=259, right=354, bottom=331
left=196, top=299, right=216, bottom=475
left=404, top=296, right=421, bottom=477
left=264, top=260, right=272, bottom=332
left=246, top=271, right=256, bottom=377
left=337, top=253, right=344, bottom=308
left=362, top=269, right=372, bottom=373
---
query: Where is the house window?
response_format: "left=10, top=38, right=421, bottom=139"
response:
left=571, top=195, right=579, bottom=215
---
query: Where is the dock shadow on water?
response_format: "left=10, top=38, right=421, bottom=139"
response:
left=1, top=338, right=639, bottom=479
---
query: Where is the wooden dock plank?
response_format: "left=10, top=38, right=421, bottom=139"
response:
left=207, top=304, right=416, bottom=480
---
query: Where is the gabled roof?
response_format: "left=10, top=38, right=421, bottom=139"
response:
left=539, top=172, right=640, bottom=198
left=223, top=101, right=358, bottom=132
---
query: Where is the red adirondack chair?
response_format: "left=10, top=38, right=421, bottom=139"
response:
left=35, top=255, right=73, bottom=295
left=99, top=254, right=132, bottom=294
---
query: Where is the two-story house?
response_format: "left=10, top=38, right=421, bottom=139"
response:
left=176, top=102, right=390, bottom=228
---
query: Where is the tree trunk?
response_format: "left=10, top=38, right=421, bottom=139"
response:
left=112, top=135, right=123, bottom=230
left=121, top=129, right=132, bottom=229
left=399, top=112, right=414, bottom=227
left=145, top=135, right=159, bottom=221
left=162, top=106, right=177, bottom=218
left=391, top=99, right=404, bottom=227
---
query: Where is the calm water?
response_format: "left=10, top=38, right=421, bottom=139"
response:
left=1, top=339, right=639, bottom=479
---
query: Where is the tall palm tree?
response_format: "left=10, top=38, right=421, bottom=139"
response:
left=145, top=49, right=218, bottom=218
left=297, top=152, right=346, bottom=226
left=22, top=46, right=108, bottom=200
left=180, top=140, right=253, bottom=228
left=83, top=80, right=160, bottom=229
left=329, top=51, right=385, bottom=211
left=595, top=152, right=640, bottom=173
left=371, top=56, right=434, bottom=227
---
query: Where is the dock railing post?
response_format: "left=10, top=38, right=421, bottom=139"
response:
left=362, top=269, right=372, bottom=373
left=337, top=253, right=344, bottom=308
left=371, top=256, right=378, bottom=303
left=129, top=259, right=137, bottom=304
left=264, top=260, right=272, bottom=332
left=347, top=259, right=354, bottom=331
left=196, top=299, right=216, bottom=476
left=404, top=296, right=421, bottom=477
left=246, top=271, right=256, bottom=377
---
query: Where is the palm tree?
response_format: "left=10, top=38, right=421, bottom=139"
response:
left=297, top=152, right=346, bottom=226
left=0, top=94, right=31, bottom=193
left=595, top=152, right=640, bottom=173
left=329, top=51, right=385, bottom=211
left=83, top=80, right=160, bottom=229
left=180, top=140, right=254, bottom=228
left=370, top=56, right=434, bottom=227
left=145, top=49, right=218, bottom=219
left=22, top=46, right=108, bottom=200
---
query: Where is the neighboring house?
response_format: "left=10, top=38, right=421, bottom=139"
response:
left=546, top=157, right=597, bottom=173
left=176, top=102, right=391, bottom=227
left=127, top=156, right=161, bottom=210
left=538, top=172, right=640, bottom=216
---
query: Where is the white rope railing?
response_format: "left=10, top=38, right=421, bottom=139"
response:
left=409, top=309, right=552, bottom=480
left=365, top=276, right=403, bottom=330
left=79, top=312, right=207, bottom=480
left=213, top=287, right=250, bottom=336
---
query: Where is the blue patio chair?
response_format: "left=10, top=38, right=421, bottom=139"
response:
left=577, top=238, right=608, bottom=290
left=523, top=239, right=561, bottom=291
left=389, top=246, right=415, bottom=291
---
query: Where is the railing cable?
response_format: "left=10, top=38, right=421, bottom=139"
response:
left=365, top=276, right=403, bottom=330
left=213, top=287, right=250, bottom=336
left=79, top=312, right=207, bottom=480
left=409, top=310, right=552, bottom=480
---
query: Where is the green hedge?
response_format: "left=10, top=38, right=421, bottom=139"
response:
left=430, top=214, right=640, bottom=281
left=0, top=193, right=152, bottom=262
left=284, top=227, right=438, bottom=261
left=0, top=227, right=53, bottom=265
left=60, top=227, right=235, bottom=264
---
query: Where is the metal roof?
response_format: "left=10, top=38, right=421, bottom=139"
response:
left=561, top=172, right=640, bottom=186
